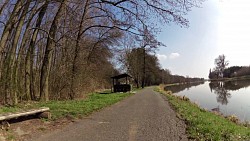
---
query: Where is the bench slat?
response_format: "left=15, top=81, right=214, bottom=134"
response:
left=0, top=107, right=50, bottom=121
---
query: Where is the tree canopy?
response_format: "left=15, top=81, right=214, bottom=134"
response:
left=0, top=0, right=204, bottom=105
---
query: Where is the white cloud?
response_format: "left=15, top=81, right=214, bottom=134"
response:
left=169, top=53, right=180, bottom=59
left=156, top=54, right=167, bottom=61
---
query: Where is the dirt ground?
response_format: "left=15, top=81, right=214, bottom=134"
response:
left=0, top=116, right=75, bottom=141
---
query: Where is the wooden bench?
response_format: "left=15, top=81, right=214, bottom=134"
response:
left=0, top=107, right=51, bottom=122
left=0, top=107, right=50, bottom=129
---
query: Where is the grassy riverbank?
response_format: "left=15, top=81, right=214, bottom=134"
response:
left=0, top=92, right=133, bottom=120
left=156, top=86, right=250, bottom=140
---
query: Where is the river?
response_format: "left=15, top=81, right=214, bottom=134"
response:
left=164, top=80, right=250, bottom=122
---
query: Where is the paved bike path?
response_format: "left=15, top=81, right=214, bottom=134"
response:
left=33, top=87, right=188, bottom=141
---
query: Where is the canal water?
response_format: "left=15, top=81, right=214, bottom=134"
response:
left=164, top=80, right=250, bottom=122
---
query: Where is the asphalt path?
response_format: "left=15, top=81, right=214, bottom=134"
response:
left=32, top=87, right=188, bottom=141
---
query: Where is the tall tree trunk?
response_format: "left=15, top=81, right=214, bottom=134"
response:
left=69, top=0, right=89, bottom=99
left=1, top=1, right=24, bottom=104
left=40, top=1, right=66, bottom=101
left=8, top=0, right=31, bottom=104
left=16, top=2, right=39, bottom=102
left=26, top=1, right=48, bottom=101
left=141, top=47, right=145, bottom=88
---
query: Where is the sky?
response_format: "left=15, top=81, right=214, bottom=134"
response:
left=156, top=0, right=250, bottom=79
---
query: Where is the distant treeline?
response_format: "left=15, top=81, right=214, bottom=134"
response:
left=209, top=66, right=250, bottom=79
left=126, top=48, right=204, bottom=88
left=160, top=70, right=204, bottom=85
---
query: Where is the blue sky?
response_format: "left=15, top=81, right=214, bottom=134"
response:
left=156, top=0, right=250, bottom=78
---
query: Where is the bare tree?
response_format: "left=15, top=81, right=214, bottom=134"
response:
left=0, top=0, right=204, bottom=104
left=214, top=54, right=229, bottom=78
left=40, top=0, right=67, bottom=101
left=26, top=1, right=49, bottom=101
left=8, top=0, right=32, bottom=104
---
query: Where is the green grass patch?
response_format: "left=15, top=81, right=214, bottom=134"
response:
left=155, top=86, right=250, bottom=141
left=36, top=92, right=132, bottom=119
left=0, top=92, right=133, bottom=120
left=0, top=106, right=20, bottom=114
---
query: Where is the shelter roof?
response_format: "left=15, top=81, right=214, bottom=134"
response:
left=111, top=73, right=132, bottom=79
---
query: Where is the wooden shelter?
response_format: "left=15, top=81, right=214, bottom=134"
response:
left=111, top=73, right=132, bottom=92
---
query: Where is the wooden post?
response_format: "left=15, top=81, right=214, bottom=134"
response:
left=112, top=78, right=114, bottom=93
left=37, top=111, right=51, bottom=119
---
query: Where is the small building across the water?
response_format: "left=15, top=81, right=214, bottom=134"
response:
left=111, top=73, right=132, bottom=92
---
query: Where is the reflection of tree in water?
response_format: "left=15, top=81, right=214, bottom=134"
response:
left=209, top=82, right=231, bottom=105
left=224, top=80, right=250, bottom=90
left=214, top=86, right=231, bottom=105
left=164, top=82, right=204, bottom=93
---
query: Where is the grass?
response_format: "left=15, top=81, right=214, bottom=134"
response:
left=0, top=106, right=20, bottom=114
left=0, top=91, right=133, bottom=141
left=36, top=92, right=133, bottom=119
left=0, top=92, right=133, bottom=120
left=156, top=86, right=250, bottom=141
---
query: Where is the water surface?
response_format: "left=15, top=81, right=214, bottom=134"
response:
left=164, top=80, right=250, bottom=122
